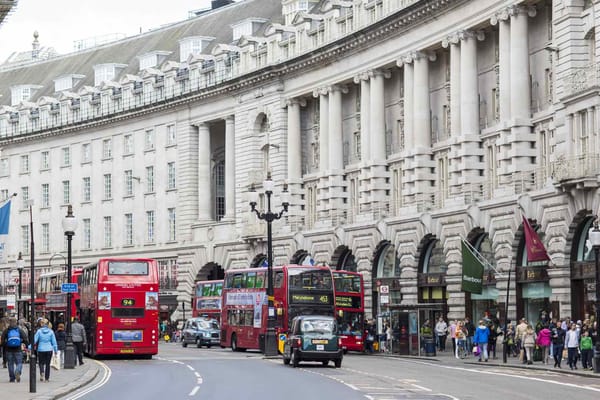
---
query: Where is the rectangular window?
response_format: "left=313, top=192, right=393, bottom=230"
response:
left=41, top=223, right=50, bottom=253
left=41, top=183, right=50, bottom=208
left=21, top=187, right=29, bottom=209
left=167, top=162, right=176, bottom=189
left=83, top=218, right=91, bottom=249
left=0, top=158, right=9, bottom=176
left=146, top=210, right=155, bottom=243
left=104, top=216, right=112, bottom=248
left=168, top=208, right=176, bottom=241
left=82, top=143, right=91, bottom=163
left=62, top=180, right=70, bottom=204
left=20, top=155, right=30, bottom=174
left=61, top=147, right=71, bottom=166
left=21, top=225, right=30, bottom=255
left=104, top=174, right=112, bottom=200
left=146, top=166, right=154, bottom=193
left=102, top=138, right=112, bottom=159
left=41, top=151, right=50, bottom=170
left=83, top=177, right=91, bottom=202
left=145, top=129, right=155, bottom=150
left=124, top=170, right=133, bottom=196
left=166, top=124, right=176, bottom=146
left=0, top=189, right=8, bottom=201
left=123, top=134, right=133, bottom=155
left=125, top=213, right=133, bottom=246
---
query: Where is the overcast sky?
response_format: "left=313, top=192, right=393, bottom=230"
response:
left=0, top=0, right=220, bottom=62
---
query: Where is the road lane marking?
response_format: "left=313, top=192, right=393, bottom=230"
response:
left=189, top=386, right=200, bottom=396
left=63, top=360, right=112, bottom=400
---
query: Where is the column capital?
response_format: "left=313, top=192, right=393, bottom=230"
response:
left=225, top=115, right=235, bottom=123
left=327, top=84, right=349, bottom=94
left=396, top=54, right=413, bottom=67
left=191, top=121, right=209, bottom=129
left=490, top=8, right=511, bottom=25
left=353, top=71, right=370, bottom=83
left=367, top=69, right=392, bottom=79
left=508, top=4, right=537, bottom=18
left=312, top=87, right=328, bottom=97
left=441, top=33, right=460, bottom=48
left=283, top=98, right=307, bottom=108
left=458, top=29, right=485, bottom=42
left=412, top=50, right=437, bottom=63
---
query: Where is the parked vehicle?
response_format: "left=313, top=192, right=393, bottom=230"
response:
left=283, top=315, right=343, bottom=368
left=181, top=317, right=220, bottom=348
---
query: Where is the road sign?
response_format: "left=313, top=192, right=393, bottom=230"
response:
left=61, top=283, right=78, bottom=293
left=380, top=295, right=389, bottom=304
left=380, top=285, right=389, bottom=294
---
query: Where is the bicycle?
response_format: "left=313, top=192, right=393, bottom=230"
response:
left=456, top=340, right=468, bottom=359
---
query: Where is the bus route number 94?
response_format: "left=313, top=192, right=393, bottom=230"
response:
left=121, top=298, right=135, bottom=306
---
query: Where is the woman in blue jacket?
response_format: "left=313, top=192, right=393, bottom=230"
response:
left=473, top=320, right=491, bottom=362
left=34, top=319, right=58, bottom=382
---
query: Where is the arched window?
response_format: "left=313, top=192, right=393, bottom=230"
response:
left=577, top=216, right=596, bottom=261
left=376, top=243, right=399, bottom=278
left=421, top=240, right=447, bottom=274
left=585, top=29, right=596, bottom=65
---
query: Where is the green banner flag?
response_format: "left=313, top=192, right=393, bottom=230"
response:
left=461, top=241, right=484, bottom=294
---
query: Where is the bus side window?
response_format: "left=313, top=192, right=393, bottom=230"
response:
left=274, top=272, right=283, bottom=288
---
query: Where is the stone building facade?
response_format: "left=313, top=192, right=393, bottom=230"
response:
left=0, top=0, right=598, bottom=327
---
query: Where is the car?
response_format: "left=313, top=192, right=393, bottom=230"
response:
left=282, top=315, right=343, bottom=368
left=181, top=317, right=220, bottom=348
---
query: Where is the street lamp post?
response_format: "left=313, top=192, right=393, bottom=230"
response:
left=182, top=301, right=186, bottom=322
left=588, top=221, right=600, bottom=373
left=27, top=200, right=36, bottom=393
left=62, top=205, right=78, bottom=369
left=248, top=174, right=289, bottom=356
left=16, top=252, right=23, bottom=318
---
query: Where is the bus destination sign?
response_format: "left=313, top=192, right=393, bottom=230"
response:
left=291, top=293, right=331, bottom=305
left=121, top=298, right=136, bottom=307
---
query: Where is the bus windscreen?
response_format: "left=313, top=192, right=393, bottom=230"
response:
left=108, top=261, right=149, bottom=275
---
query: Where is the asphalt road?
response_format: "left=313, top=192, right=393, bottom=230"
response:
left=61, top=343, right=600, bottom=400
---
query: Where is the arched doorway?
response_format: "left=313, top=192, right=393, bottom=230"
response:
left=466, top=230, right=499, bottom=322
left=196, top=262, right=225, bottom=281
left=290, top=249, right=314, bottom=265
left=250, top=253, right=268, bottom=268
left=331, top=245, right=357, bottom=271
left=417, top=235, right=448, bottom=321
left=570, top=214, right=596, bottom=319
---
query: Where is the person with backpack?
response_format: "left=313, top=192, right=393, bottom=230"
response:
left=1, top=317, right=29, bottom=383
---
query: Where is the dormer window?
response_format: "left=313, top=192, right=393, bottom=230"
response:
left=231, top=18, right=268, bottom=41
left=137, top=51, right=172, bottom=70
left=93, top=63, right=127, bottom=86
left=283, top=0, right=318, bottom=25
left=54, top=74, right=85, bottom=93
left=178, top=36, right=214, bottom=62
left=10, top=85, right=42, bottom=106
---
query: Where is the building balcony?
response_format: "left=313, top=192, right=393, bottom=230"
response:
left=552, top=153, right=600, bottom=189
left=564, top=63, right=600, bottom=97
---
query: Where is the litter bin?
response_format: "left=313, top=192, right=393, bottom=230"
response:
left=424, top=337, right=436, bottom=356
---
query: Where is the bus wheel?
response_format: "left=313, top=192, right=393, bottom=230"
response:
left=196, top=338, right=202, bottom=348
left=322, top=360, right=328, bottom=366
left=231, top=334, right=238, bottom=352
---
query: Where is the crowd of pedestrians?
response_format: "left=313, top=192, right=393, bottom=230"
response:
left=0, top=313, right=87, bottom=383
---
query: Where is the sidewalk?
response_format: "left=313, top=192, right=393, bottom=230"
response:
left=375, top=345, right=600, bottom=378
left=0, top=359, right=99, bottom=400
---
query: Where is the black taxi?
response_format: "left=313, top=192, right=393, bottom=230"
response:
left=283, top=315, right=343, bottom=368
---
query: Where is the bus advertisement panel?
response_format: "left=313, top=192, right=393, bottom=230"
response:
left=333, top=270, right=365, bottom=352
left=220, top=265, right=335, bottom=352
left=192, top=280, right=223, bottom=321
left=78, top=258, right=159, bottom=357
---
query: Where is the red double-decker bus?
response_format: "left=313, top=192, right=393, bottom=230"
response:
left=192, top=280, right=223, bottom=321
left=35, top=268, right=82, bottom=327
left=333, top=270, right=365, bottom=353
left=78, top=258, right=159, bottom=358
left=220, top=265, right=335, bottom=352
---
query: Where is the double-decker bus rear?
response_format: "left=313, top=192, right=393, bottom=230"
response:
left=333, top=270, right=365, bottom=352
left=193, top=280, right=223, bottom=321
left=79, top=258, right=159, bottom=357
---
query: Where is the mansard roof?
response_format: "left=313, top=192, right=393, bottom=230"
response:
left=0, top=0, right=282, bottom=103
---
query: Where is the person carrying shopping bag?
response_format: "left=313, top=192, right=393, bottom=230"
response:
left=34, top=319, right=58, bottom=382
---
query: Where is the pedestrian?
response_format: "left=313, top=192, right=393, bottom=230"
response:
left=386, top=323, right=393, bottom=353
left=364, top=320, right=375, bottom=354
left=522, top=325, right=537, bottom=365
left=448, top=320, right=457, bottom=354
left=55, top=323, right=67, bottom=368
left=551, top=320, right=565, bottom=368
left=536, top=324, right=551, bottom=364
left=565, top=322, right=580, bottom=370
left=455, top=320, right=467, bottom=359
left=473, top=320, right=490, bottom=362
left=515, top=318, right=528, bottom=363
left=1, top=317, right=29, bottom=383
left=71, top=317, right=87, bottom=366
left=580, top=330, right=593, bottom=371
left=464, top=317, right=475, bottom=352
left=34, top=318, right=57, bottom=382
left=434, top=317, right=448, bottom=352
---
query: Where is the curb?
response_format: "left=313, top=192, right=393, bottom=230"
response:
left=31, top=365, right=100, bottom=400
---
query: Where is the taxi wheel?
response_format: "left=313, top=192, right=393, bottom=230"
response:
left=291, top=350, right=300, bottom=368
left=322, top=360, right=328, bottom=366
left=207, top=344, right=212, bottom=349
left=196, top=338, right=202, bottom=348
left=182, top=341, right=188, bottom=348
left=334, top=358, right=342, bottom=368
left=283, top=353, right=290, bottom=365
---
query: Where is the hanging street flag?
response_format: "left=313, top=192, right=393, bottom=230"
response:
left=522, top=215, right=550, bottom=263
left=0, top=199, right=12, bottom=264
left=461, top=240, right=484, bottom=294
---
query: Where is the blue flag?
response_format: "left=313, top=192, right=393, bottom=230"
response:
left=0, top=200, right=11, bottom=235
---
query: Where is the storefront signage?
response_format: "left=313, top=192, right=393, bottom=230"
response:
left=517, top=267, right=549, bottom=282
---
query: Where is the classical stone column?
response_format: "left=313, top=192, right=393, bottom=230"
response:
left=197, top=122, right=212, bottom=221
left=313, top=88, right=329, bottom=172
left=369, top=69, right=388, bottom=160
left=328, top=85, right=345, bottom=171
left=413, top=52, right=434, bottom=149
left=510, top=6, right=533, bottom=123
left=498, top=17, right=511, bottom=123
left=459, top=30, right=481, bottom=137
left=450, top=41, right=461, bottom=137
left=286, top=99, right=303, bottom=181
left=223, top=116, right=235, bottom=221
left=401, top=60, right=414, bottom=151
